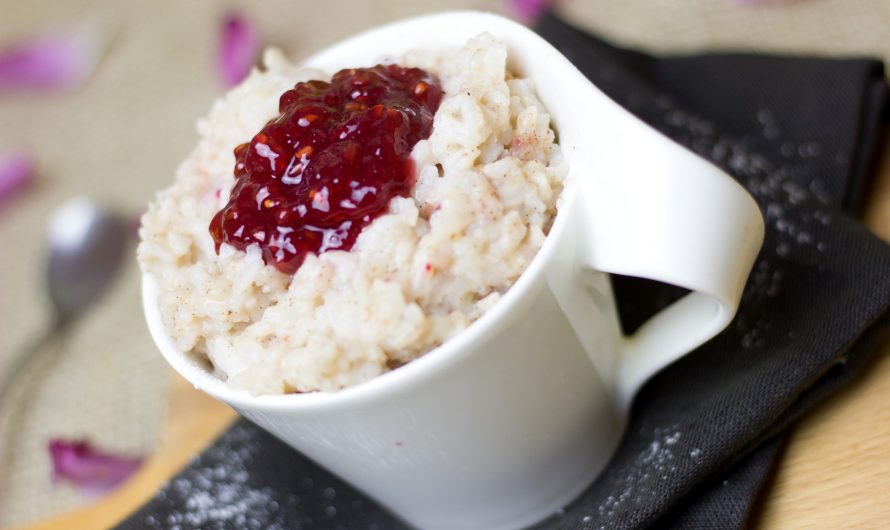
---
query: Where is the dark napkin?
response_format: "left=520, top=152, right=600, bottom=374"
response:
left=118, top=13, right=890, bottom=530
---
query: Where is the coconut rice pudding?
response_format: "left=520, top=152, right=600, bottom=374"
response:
left=138, top=34, right=568, bottom=395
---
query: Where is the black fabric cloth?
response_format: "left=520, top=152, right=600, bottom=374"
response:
left=118, top=13, right=890, bottom=530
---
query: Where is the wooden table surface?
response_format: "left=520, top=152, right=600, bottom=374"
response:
left=15, top=141, right=890, bottom=530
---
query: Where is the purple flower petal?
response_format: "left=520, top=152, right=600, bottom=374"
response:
left=218, top=11, right=261, bottom=88
left=0, top=151, right=35, bottom=209
left=49, top=439, right=143, bottom=496
left=130, top=214, right=141, bottom=237
left=507, top=0, right=552, bottom=24
left=0, top=23, right=107, bottom=91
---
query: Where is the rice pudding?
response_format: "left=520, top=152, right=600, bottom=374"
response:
left=137, top=34, right=567, bottom=395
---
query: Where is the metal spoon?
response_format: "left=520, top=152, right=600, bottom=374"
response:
left=0, top=196, right=129, bottom=404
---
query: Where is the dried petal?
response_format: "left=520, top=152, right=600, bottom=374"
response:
left=0, top=23, right=107, bottom=91
left=0, top=151, right=35, bottom=209
left=49, top=439, right=143, bottom=496
left=218, top=11, right=261, bottom=88
left=508, top=0, right=552, bottom=23
left=130, top=213, right=143, bottom=239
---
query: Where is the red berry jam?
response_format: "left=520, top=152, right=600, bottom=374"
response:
left=209, top=65, right=443, bottom=274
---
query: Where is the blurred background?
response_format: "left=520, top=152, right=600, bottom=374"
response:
left=1, top=1, right=889, bottom=529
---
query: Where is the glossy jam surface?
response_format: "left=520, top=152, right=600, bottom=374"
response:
left=210, top=65, right=443, bottom=274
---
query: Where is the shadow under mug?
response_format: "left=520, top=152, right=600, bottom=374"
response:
left=143, top=11, right=764, bottom=530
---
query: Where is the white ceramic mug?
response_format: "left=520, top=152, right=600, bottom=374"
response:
left=143, top=11, right=764, bottom=530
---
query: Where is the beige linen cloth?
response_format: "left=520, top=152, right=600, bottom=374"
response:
left=1, top=0, right=888, bottom=528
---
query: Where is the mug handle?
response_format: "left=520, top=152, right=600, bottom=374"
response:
left=574, top=115, right=764, bottom=412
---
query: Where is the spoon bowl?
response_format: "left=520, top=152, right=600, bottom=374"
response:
left=46, top=196, right=129, bottom=326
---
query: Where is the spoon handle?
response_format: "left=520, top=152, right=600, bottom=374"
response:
left=0, top=327, right=61, bottom=408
